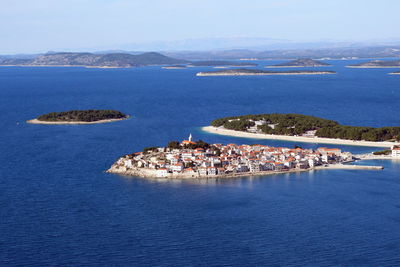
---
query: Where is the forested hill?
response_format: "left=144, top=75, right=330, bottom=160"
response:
left=0, top=52, right=187, bottom=67
left=211, top=113, right=400, bottom=142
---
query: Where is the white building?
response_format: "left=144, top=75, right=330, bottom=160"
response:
left=392, top=146, right=400, bottom=158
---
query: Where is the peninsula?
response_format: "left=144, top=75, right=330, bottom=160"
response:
left=0, top=52, right=187, bottom=68
left=266, top=58, right=331, bottom=68
left=196, top=69, right=336, bottom=76
left=27, top=110, right=129, bottom=124
left=205, top=113, right=400, bottom=148
left=107, top=135, right=383, bottom=179
left=347, top=60, right=400, bottom=68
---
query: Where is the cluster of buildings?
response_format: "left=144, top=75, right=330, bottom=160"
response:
left=110, top=134, right=354, bottom=178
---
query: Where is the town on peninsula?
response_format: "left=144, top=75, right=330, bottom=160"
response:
left=107, top=134, right=389, bottom=179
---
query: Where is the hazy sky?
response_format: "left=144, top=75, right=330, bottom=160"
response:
left=1, top=0, right=399, bottom=53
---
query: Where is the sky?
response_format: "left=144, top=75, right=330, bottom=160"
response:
left=1, top=0, right=400, bottom=54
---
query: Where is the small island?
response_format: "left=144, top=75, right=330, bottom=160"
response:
left=27, top=110, right=129, bottom=124
left=347, top=60, right=400, bottom=68
left=107, top=134, right=383, bottom=179
left=162, top=65, right=187, bottom=69
left=204, top=113, right=400, bottom=147
left=266, top=58, right=331, bottom=68
left=188, top=61, right=257, bottom=67
left=196, top=69, right=336, bottom=76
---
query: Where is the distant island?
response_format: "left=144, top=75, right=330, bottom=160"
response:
left=188, top=61, right=257, bottom=67
left=27, top=110, right=129, bottom=124
left=196, top=69, right=336, bottom=76
left=107, top=134, right=383, bottom=179
left=0, top=52, right=187, bottom=68
left=266, top=58, right=331, bottom=68
left=204, top=113, right=400, bottom=147
left=162, top=65, right=187, bottom=69
left=347, top=60, right=400, bottom=68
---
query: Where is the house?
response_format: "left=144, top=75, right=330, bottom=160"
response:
left=237, top=164, right=249, bottom=173
left=249, top=161, right=260, bottom=172
left=207, top=167, right=217, bottom=176
left=170, top=163, right=184, bottom=173
left=392, top=146, right=400, bottom=158
left=198, top=167, right=208, bottom=176
left=274, top=162, right=285, bottom=171
left=183, top=168, right=197, bottom=177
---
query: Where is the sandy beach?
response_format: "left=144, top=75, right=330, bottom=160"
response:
left=202, top=126, right=399, bottom=148
left=27, top=117, right=129, bottom=125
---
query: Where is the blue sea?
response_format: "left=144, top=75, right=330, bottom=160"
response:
left=1, top=60, right=400, bottom=266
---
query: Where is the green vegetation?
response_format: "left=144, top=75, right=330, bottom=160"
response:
left=143, top=147, right=159, bottom=154
left=37, top=109, right=127, bottom=122
left=166, top=140, right=211, bottom=150
left=373, top=150, right=391, bottom=155
left=167, top=141, right=181, bottom=149
left=315, top=126, right=400, bottom=142
left=182, top=140, right=210, bottom=150
left=211, top=113, right=400, bottom=142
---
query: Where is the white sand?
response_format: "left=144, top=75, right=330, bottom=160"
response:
left=202, top=126, right=398, bottom=148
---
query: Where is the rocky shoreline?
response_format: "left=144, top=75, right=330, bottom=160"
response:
left=106, top=163, right=383, bottom=180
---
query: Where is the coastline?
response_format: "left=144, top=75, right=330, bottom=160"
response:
left=27, top=117, right=129, bottom=125
left=265, top=65, right=330, bottom=68
left=0, top=65, right=129, bottom=69
left=347, top=66, right=400, bottom=69
left=107, top=163, right=383, bottom=180
left=196, top=71, right=335, bottom=76
left=202, top=126, right=399, bottom=148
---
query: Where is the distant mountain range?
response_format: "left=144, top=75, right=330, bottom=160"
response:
left=94, top=37, right=400, bottom=52
left=0, top=52, right=187, bottom=67
left=164, top=46, right=400, bottom=60
left=1, top=46, right=400, bottom=67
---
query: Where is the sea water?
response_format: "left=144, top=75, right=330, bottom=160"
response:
left=0, top=60, right=400, bottom=265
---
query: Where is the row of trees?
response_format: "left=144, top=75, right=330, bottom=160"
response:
left=315, top=126, right=400, bottom=142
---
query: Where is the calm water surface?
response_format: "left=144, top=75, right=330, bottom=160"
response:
left=0, top=60, right=400, bottom=266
